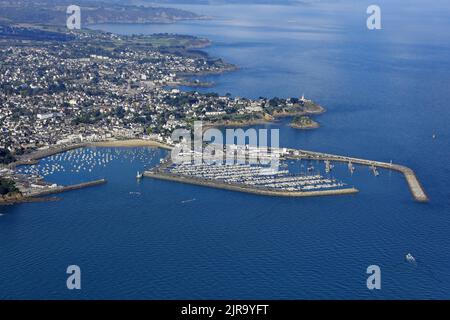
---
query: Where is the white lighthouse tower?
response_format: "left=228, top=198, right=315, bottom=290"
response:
left=300, top=93, right=306, bottom=104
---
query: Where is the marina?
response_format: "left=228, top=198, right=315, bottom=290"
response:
left=140, top=144, right=429, bottom=202
left=145, top=170, right=359, bottom=198
left=2, top=145, right=161, bottom=204
left=167, top=163, right=347, bottom=192
left=145, top=149, right=358, bottom=198
left=1, top=140, right=429, bottom=202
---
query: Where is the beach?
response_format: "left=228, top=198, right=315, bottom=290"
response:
left=90, top=139, right=173, bottom=150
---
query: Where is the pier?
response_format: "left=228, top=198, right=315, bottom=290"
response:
left=0, top=179, right=107, bottom=205
left=27, top=179, right=107, bottom=198
left=286, top=149, right=428, bottom=202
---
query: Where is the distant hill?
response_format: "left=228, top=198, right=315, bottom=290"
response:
left=0, top=0, right=205, bottom=26
left=137, top=0, right=318, bottom=4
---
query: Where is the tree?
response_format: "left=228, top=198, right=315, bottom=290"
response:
left=115, top=106, right=126, bottom=119
left=0, top=148, right=15, bottom=164
left=0, top=178, right=18, bottom=195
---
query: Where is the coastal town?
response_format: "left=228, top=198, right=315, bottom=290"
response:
left=0, top=26, right=324, bottom=202
left=0, top=22, right=429, bottom=205
left=0, top=25, right=428, bottom=204
left=0, top=28, right=322, bottom=155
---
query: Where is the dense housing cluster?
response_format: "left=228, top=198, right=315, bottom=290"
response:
left=0, top=30, right=312, bottom=155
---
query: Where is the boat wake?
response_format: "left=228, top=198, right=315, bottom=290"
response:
left=181, top=198, right=196, bottom=204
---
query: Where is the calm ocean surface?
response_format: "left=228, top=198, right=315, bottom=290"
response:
left=1, top=0, right=449, bottom=299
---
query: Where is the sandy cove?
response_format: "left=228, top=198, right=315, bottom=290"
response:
left=89, top=139, right=173, bottom=150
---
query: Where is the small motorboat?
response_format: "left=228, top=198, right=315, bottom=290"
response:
left=136, top=171, right=143, bottom=179
left=405, top=253, right=416, bottom=263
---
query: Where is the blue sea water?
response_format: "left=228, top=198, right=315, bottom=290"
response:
left=1, top=0, right=449, bottom=299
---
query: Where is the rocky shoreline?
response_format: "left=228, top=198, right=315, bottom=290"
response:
left=289, top=116, right=320, bottom=130
left=0, top=194, right=60, bottom=205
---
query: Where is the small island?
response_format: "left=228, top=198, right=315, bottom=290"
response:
left=290, top=116, right=319, bottom=130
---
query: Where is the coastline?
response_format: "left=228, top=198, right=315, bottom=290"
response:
left=176, top=64, right=239, bottom=78
left=0, top=196, right=60, bottom=205
left=203, top=116, right=275, bottom=130
left=290, top=122, right=320, bottom=130
left=7, top=143, right=86, bottom=168
left=89, top=139, right=173, bottom=150
left=0, top=179, right=107, bottom=205
left=203, top=102, right=325, bottom=130
left=273, top=104, right=326, bottom=117
left=6, top=139, right=173, bottom=168
left=172, top=65, right=239, bottom=88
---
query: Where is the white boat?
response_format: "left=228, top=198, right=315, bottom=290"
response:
left=348, top=161, right=355, bottom=173
left=371, top=165, right=380, bottom=176
left=325, top=160, right=331, bottom=173
left=136, top=171, right=143, bottom=179
left=405, top=253, right=416, bottom=263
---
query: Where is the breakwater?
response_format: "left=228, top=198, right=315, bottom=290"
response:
left=286, top=149, right=429, bottom=202
left=145, top=171, right=359, bottom=198
left=1, top=179, right=106, bottom=205
left=28, top=179, right=107, bottom=198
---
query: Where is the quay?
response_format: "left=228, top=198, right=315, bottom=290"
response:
left=285, top=149, right=429, bottom=202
